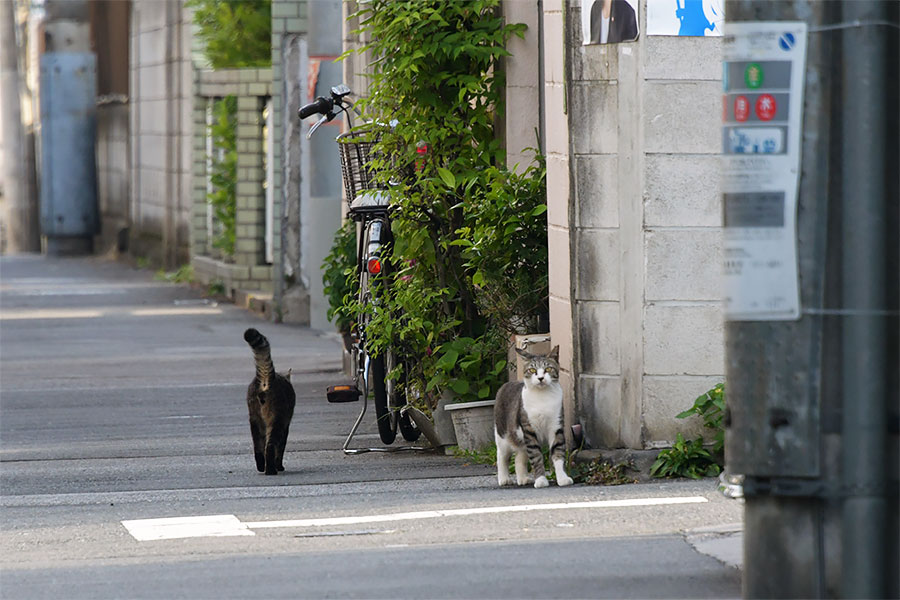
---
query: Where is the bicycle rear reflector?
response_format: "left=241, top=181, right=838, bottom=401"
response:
left=367, top=257, right=382, bottom=275
left=327, top=384, right=362, bottom=403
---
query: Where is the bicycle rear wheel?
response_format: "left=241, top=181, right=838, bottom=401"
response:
left=370, top=350, right=398, bottom=445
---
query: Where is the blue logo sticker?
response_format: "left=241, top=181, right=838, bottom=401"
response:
left=779, top=32, right=795, bottom=51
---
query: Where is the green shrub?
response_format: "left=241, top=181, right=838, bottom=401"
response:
left=338, top=0, right=542, bottom=404
left=677, top=382, right=725, bottom=455
left=188, top=0, right=272, bottom=68
left=427, top=332, right=508, bottom=404
left=321, top=219, right=358, bottom=335
left=651, top=433, right=721, bottom=479
left=453, top=158, right=548, bottom=335
left=651, top=383, right=726, bottom=479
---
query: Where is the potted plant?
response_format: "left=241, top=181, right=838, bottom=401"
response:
left=427, top=331, right=508, bottom=451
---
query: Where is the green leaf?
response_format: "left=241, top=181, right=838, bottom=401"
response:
left=676, top=408, right=696, bottom=420
left=436, top=348, right=460, bottom=371
left=437, top=167, right=456, bottom=189
left=449, top=379, right=469, bottom=395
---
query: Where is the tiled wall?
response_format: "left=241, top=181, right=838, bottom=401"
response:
left=191, top=68, right=273, bottom=294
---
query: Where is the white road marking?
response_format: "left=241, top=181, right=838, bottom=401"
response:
left=158, top=415, right=206, bottom=420
left=244, top=497, right=708, bottom=529
left=2, top=288, right=127, bottom=296
left=122, top=514, right=254, bottom=541
left=0, top=309, right=105, bottom=320
left=0, top=306, right=222, bottom=320
left=122, top=496, right=709, bottom=541
left=130, top=307, right=222, bottom=316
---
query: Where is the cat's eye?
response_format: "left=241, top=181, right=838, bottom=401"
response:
left=525, top=368, right=537, bottom=375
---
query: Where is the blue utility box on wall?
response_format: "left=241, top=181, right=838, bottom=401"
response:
left=39, top=52, right=99, bottom=254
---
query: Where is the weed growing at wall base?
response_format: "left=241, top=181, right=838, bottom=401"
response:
left=453, top=446, right=638, bottom=485
left=651, top=383, right=726, bottom=479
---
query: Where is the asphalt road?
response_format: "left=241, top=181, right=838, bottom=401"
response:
left=0, top=255, right=743, bottom=599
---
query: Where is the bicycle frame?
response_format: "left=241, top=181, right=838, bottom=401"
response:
left=303, top=85, right=432, bottom=455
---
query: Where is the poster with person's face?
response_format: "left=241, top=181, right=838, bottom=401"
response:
left=582, top=0, right=640, bottom=45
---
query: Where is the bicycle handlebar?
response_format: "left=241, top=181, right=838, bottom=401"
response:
left=299, top=96, right=333, bottom=119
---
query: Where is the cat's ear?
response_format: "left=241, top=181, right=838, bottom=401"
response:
left=285, top=368, right=292, bottom=382
left=548, top=345, right=560, bottom=361
left=515, top=347, right=533, bottom=359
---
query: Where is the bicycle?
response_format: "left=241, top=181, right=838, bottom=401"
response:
left=300, top=84, right=423, bottom=454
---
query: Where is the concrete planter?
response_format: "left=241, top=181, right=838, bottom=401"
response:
left=444, top=399, right=496, bottom=451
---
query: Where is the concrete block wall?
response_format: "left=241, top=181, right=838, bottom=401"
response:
left=191, top=68, right=274, bottom=295
left=270, top=0, right=308, bottom=271
left=129, top=0, right=193, bottom=267
left=556, top=0, right=724, bottom=449
left=271, top=0, right=311, bottom=325
left=95, top=102, right=130, bottom=255
left=542, top=3, right=578, bottom=441
left=503, top=0, right=541, bottom=175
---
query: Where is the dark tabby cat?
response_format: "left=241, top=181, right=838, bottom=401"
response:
left=494, top=346, right=573, bottom=488
left=244, top=328, right=296, bottom=475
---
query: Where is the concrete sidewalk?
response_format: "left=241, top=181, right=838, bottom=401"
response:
left=0, top=253, right=344, bottom=369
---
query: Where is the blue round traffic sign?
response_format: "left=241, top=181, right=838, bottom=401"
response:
left=779, top=32, right=795, bottom=51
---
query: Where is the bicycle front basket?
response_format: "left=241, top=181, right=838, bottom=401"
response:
left=337, top=131, right=388, bottom=207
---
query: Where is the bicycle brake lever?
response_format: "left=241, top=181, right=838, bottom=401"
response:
left=307, top=114, right=329, bottom=139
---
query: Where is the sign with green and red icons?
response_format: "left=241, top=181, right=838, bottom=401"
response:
left=744, top=62, right=763, bottom=88
left=722, top=22, right=807, bottom=321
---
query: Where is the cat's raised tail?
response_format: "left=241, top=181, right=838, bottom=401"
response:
left=244, top=328, right=275, bottom=394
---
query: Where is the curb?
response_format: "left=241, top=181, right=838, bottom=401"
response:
left=233, top=289, right=275, bottom=321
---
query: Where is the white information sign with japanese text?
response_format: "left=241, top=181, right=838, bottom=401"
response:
left=722, top=22, right=807, bottom=321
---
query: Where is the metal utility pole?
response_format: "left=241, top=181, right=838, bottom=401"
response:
left=0, top=0, right=40, bottom=252
left=838, top=1, right=893, bottom=597
left=723, top=0, right=898, bottom=598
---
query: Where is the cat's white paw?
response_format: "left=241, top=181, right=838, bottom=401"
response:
left=516, top=473, right=534, bottom=486
left=534, top=475, right=550, bottom=488
left=498, top=473, right=511, bottom=486
left=557, top=473, right=574, bottom=487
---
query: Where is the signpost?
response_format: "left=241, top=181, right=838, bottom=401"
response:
left=721, top=22, right=807, bottom=321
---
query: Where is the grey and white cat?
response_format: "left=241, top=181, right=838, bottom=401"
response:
left=493, top=346, right=574, bottom=488
left=244, top=328, right=295, bottom=475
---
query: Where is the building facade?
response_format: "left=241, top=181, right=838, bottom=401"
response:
left=503, top=0, right=725, bottom=449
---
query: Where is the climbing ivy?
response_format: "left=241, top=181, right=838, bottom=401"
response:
left=208, top=96, right=237, bottom=256
left=188, top=0, right=272, bottom=68
left=335, top=1, right=547, bottom=403
left=189, top=0, right=271, bottom=258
